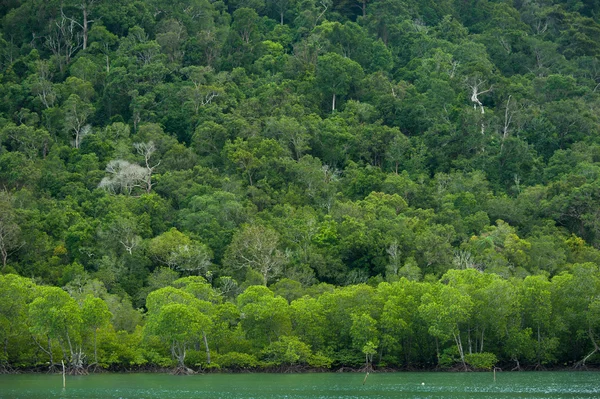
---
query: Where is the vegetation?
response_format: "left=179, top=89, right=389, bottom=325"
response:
left=1, top=0, right=600, bottom=372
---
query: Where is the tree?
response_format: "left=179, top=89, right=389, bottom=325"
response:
left=223, top=224, right=286, bottom=285
left=145, top=286, right=213, bottom=373
left=63, top=94, right=94, bottom=149
left=29, top=286, right=86, bottom=374
left=237, top=285, right=291, bottom=348
left=0, top=274, right=34, bottom=369
left=99, top=141, right=160, bottom=195
left=98, top=160, right=149, bottom=195
left=231, top=8, right=261, bottom=44
left=520, top=275, right=557, bottom=368
left=30, top=60, right=57, bottom=110
left=316, top=52, right=364, bottom=112
left=81, top=295, right=111, bottom=369
left=350, top=312, right=378, bottom=370
left=266, top=0, right=295, bottom=25
left=0, top=192, right=22, bottom=272
left=133, top=141, right=160, bottom=194
left=45, top=12, right=83, bottom=72
left=419, top=283, right=473, bottom=369
left=145, top=303, right=208, bottom=373
left=88, top=23, right=118, bottom=73
left=551, top=263, right=600, bottom=367
left=148, top=228, right=212, bottom=276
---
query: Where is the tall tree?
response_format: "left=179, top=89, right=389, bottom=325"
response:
left=315, top=52, right=363, bottom=112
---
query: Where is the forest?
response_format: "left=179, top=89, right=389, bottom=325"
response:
left=1, top=0, right=600, bottom=373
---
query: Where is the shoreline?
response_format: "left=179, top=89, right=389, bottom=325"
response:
left=2, top=364, right=599, bottom=375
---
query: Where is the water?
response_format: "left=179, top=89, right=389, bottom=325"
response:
left=0, top=372, right=598, bottom=399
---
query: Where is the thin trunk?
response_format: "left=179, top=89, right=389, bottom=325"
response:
left=3, top=336, right=8, bottom=363
left=501, top=95, right=512, bottom=153
left=467, top=327, right=472, bottom=355
left=66, top=330, right=73, bottom=360
left=82, top=7, right=88, bottom=50
left=1, top=247, right=7, bottom=271
left=575, top=329, right=600, bottom=368
left=453, top=332, right=466, bottom=369
left=480, top=328, right=485, bottom=353
left=203, top=331, right=210, bottom=364
left=280, top=12, right=284, bottom=25
left=93, top=329, right=98, bottom=365
left=332, top=93, right=336, bottom=112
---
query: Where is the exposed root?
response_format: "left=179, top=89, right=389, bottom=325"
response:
left=47, top=364, right=61, bottom=374
left=172, top=366, right=195, bottom=375
left=68, top=366, right=88, bottom=376
left=0, top=363, right=14, bottom=374
left=358, top=364, right=374, bottom=373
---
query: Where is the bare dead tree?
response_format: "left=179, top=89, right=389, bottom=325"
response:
left=466, top=77, right=492, bottom=114
left=315, top=0, right=330, bottom=27
left=45, top=12, right=83, bottom=72
left=134, top=141, right=161, bottom=194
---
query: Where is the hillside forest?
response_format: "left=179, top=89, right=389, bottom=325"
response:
left=2, top=0, right=600, bottom=373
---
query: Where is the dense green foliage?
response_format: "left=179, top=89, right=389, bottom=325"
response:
left=2, top=0, right=600, bottom=372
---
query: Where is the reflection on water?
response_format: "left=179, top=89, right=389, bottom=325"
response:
left=0, top=371, right=598, bottom=399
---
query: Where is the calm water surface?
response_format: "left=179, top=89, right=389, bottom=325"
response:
left=0, top=371, right=598, bottom=399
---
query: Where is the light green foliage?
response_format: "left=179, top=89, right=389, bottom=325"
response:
left=148, top=228, right=212, bottom=276
left=145, top=286, right=213, bottom=369
left=0, top=274, right=34, bottom=364
left=237, top=285, right=291, bottom=348
left=464, top=352, right=497, bottom=370
left=28, top=286, right=85, bottom=370
left=262, top=335, right=312, bottom=365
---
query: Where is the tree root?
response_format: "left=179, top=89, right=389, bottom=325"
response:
left=172, top=366, right=195, bottom=375
left=68, top=366, right=89, bottom=376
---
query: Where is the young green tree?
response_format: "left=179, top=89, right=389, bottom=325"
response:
left=81, top=295, right=111, bottom=369
left=419, top=283, right=473, bottom=369
left=145, top=286, right=212, bottom=373
left=29, top=286, right=86, bottom=373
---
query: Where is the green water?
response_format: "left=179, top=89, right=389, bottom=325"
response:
left=0, top=372, right=598, bottom=399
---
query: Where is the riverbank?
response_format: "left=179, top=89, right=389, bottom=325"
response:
left=2, top=361, right=598, bottom=375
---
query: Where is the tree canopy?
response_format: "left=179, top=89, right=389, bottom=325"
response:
left=2, top=0, right=600, bottom=372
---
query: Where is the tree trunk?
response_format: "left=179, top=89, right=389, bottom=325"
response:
left=93, top=329, right=98, bottom=365
left=82, top=7, right=88, bottom=50
left=332, top=93, right=336, bottom=112
left=203, top=331, right=210, bottom=364
left=467, top=327, right=472, bottom=354
left=47, top=336, right=54, bottom=368
left=537, top=325, right=541, bottom=367
left=480, top=328, right=485, bottom=353
left=3, top=336, right=8, bottom=364
left=574, top=329, right=600, bottom=368
left=453, top=332, right=467, bottom=370
left=1, top=246, right=7, bottom=271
